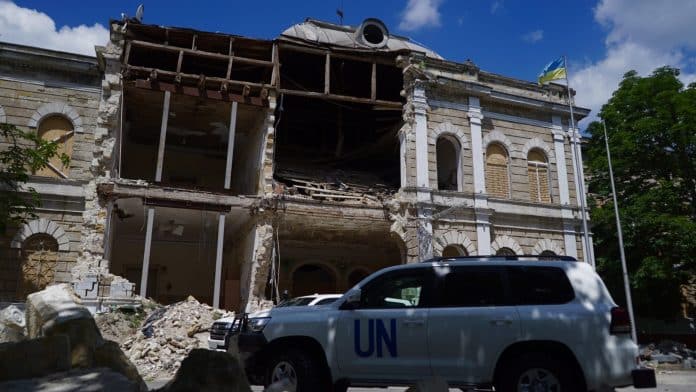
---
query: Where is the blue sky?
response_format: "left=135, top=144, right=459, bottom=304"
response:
left=2, top=0, right=695, bottom=127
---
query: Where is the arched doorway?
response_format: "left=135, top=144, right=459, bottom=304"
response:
left=442, top=244, right=468, bottom=257
left=496, top=247, right=516, bottom=256
left=347, top=269, right=370, bottom=288
left=292, top=264, right=337, bottom=297
left=17, top=233, right=59, bottom=298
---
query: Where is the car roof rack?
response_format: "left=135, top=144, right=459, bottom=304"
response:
left=421, top=255, right=578, bottom=263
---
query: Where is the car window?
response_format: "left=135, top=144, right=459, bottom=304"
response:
left=314, top=298, right=338, bottom=305
left=277, top=297, right=314, bottom=307
left=437, top=266, right=507, bottom=307
left=359, top=269, right=432, bottom=309
left=507, top=266, right=575, bottom=305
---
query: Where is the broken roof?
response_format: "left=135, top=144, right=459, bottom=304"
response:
left=280, top=18, right=442, bottom=59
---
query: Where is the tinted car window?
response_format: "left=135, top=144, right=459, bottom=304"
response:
left=507, top=266, right=575, bottom=305
left=360, top=269, right=433, bottom=309
left=315, top=298, right=338, bottom=305
left=438, top=266, right=507, bottom=307
left=277, top=297, right=314, bottom=307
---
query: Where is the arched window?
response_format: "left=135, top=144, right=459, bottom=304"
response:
left=442, top=244, right=468, bottom=257
left=528, top=149, right=551, bottom=202
left=35, top=116, right=74, bottom=178
left=496, top=247, right=516, bottom=256
left=540, top=250, right=557, bottom=256
left=436, top=136, right=460, bottom=191
left=17, top=233, right=59, bottom=298
left=485, top=143, right=510, bottom=198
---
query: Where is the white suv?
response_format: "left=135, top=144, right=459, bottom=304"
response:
left=232, top=256, right=656, bottom=391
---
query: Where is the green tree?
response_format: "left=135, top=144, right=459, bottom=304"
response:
left=1, top=122, right=69, bottom=233
left=586, top=67, right=696, bottom=319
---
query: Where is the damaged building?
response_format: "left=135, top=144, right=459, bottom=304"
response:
left=1, top=17, right=592, bottom=312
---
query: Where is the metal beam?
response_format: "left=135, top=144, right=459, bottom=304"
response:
left=213, top=214, right=226, bottom=309
left=140, top=207, right=155, bottom=298
left=155, top=91, right=171, bottom=182
left=224, top=102, right=238, bottom=189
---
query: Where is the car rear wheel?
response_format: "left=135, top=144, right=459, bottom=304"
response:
left=265, top=348, right=324, bottom=392
left=496, top=352, right=582, bottom=392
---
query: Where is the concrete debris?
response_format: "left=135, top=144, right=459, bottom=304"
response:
left=639, top=340, right=696, bottom=368
left=0, top=304, right=26, bottom=343
left=0, top=367, right=139, bottom=392
left=105, top=295, right=233, bottom=381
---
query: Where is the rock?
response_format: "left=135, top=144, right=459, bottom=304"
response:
left=0, top=334, right=71, bottom=381
left=94, top=340, right=148, bottom=392
left=0, top=305, right=26, bottom=343
left=155, top=349, right=251, bottom=392
left=25, top=284, right=104, bottom=367
left=0, top=367, right=139, bottom=391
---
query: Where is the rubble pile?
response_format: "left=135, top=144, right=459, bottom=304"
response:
left=640, top=340, right=696, bottom=369
left=115, top=296, right=233, bottom=380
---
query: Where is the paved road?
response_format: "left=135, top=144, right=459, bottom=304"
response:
left=150, top=369, right=696, bottom=391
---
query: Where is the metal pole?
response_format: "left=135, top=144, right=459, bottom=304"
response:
left=563, top=55, right=594, bottom=267
left=602, top=120, right=638, bottom=342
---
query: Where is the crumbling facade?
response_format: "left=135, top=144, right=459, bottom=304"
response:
left=2, top=17, right=592, bottom=312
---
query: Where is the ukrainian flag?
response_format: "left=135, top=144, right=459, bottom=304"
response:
left=538, top=57, right=566, bottom=85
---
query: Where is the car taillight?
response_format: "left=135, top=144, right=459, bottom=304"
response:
left=610, top=306, right=631, bottom=334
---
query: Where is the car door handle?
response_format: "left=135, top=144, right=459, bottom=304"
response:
left=402, top=319, right=426, bottom=326
left=489, top=319, right=513, bottom=326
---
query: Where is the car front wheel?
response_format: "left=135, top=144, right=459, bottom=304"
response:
left=265, top=348, right=324, bottom=392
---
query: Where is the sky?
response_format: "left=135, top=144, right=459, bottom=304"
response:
left=1, top=0, right=696, bottom=128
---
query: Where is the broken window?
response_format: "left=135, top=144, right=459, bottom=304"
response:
left=528, top=149, right=551, bottom=203
left=436, top=136, right=460, bottom=191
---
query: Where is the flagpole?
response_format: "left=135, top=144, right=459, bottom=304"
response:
left=563, top=55, right=594, bottom=267
left=603, top=119, right=638, bottom=342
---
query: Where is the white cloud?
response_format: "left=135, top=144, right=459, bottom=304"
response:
left=399, top=0, right=443, bottom=31
left=571, top=0, right=696, bottom=127
left=522, top=29, right=543, bottom=43
left=0, top=1, right=108, bottom=56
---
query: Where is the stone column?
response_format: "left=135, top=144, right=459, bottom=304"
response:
left=468, top=97, right=491, bottom=255
left=552, top=115, right=577, bottom=258
left=412, top=81, right=433, bottom=260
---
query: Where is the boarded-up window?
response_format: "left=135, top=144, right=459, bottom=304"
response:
left=485, top=143, right=509, bottom=198
left=436, top=136, right=459, bottom=191
left=35, top=116, right=74, bottom=178
left=528, top=149, right=551, bottom=202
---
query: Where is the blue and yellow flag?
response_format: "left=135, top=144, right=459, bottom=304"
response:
left=538, top=57, right=566, bottom=85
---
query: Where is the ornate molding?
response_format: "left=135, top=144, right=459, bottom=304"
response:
left=11, top=218, right=70, bottom=251
left=429, top=121, right=470, bottom=149
left=433, top=230, right=477, bottom=256
left=28, top=101, right=84, bottom=133
left=490, top=234, right=523, bottom=255
left=532, top=238, right=565, bottom=256
left=522, top=137, right=556, bottom=164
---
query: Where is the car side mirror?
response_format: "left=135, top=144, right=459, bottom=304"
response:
left=340, top=288, right=361, bottom=310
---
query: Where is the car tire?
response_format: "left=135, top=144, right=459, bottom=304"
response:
left=495, top=352, right=582, bottom=392
left=265, top=348, right=326, bottom=392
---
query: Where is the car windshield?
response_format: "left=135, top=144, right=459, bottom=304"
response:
left=276, top=297, right=315, bottom=307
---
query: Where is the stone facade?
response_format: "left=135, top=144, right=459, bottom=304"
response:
left=1, top=17, right=593, bottom=312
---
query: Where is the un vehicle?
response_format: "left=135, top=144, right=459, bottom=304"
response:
left=230, top=256, right=656, bottom=391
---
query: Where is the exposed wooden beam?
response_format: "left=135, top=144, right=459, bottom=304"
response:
left=324, top=52, right=331, bottom=95
left=129, top=39, right=273, bottom=67
left=277, top=42, right=395, bottom=66
left=123, top=41, right=132, bottom=65
left=127, top=65, right=271, bottom=89
left=271, top=43, right=279, bottom=87
left=155, top=90, right=171, bottom=182
left=371, top=62, right=377, bottom=101
left=133, top=79, right=267, bottom=106
left=224, top=102, right=238, bottom=190
left=278, top=88, right=402, bottom=108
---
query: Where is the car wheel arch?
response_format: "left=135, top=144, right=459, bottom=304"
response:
left=492, top=340, right=586, bottom=390
left=263, top=336, right=333, bottom=384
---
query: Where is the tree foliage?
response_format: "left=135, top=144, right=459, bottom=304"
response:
left=585, top=67, right=696, bottom=319
left=0, top=122, right=69, bottom=233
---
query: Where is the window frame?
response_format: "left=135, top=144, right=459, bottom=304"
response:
left=505, top=265, right=576, bottom=305
left=431, top=265, right=512, bottom=308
